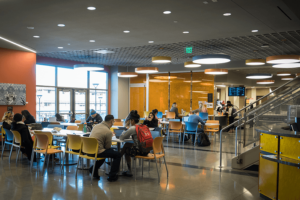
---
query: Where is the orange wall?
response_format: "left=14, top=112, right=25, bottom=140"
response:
left=0, top=48, right=36, bottom=119
left=129, top=75, right=146, bottom=116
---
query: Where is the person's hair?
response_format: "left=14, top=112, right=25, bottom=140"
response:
left=55, top=113, right=63, bottom=121
left=227, top=101, right=231, bottom=104
left=193, top=109, right=200, bottom=114
left=128, top=110, right=140, bottom=123
left=2, top=111, right=13, bottom=121
left=172, top=102, right=177, bottom=107
left=21, top=110, right=31, bottom=119
left=105, top=115, right=114, bottom=122
left=13, top=113, right=23, bottom=122
left=152, top=109, right=158, bottom=115
left=148, top=112, right=154, bottom=118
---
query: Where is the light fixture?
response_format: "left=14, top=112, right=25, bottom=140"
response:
left=204, top=69, right=228, bottom=75
left=154, top=76, right=177, bottom=80
left=149, top=80, right=169, bottom=83
left=193, top=54, right=231, bottom=64
left=58, top=47, right=63, bottom=49
left=57, top=24, right=65, bottom=27
left=74, top=64, right=104, bottom=71
left=87, top=7, right=96, bottom=10
left=223, top=13, right=231, bottom=16
left=33, top=36, right=40, bottom=38
left=118, top=72, right=138, bottom=78
left=266, top=55, right=300, bottom=64
left=123, top=30, right=130, bottom=33
left=152, top=56, right=171, bottom=63
left=27, top=27, right=34, bottom=29
left=94, top=50, right=114, bottom=54
left=272, top=63, right=300, bottom=68
left=183, top=80, right=201, bottom=83
left=163, top=11, right=171, bottom=14
left=277, top=72, right=291, bottom=76
left=256, top=80, right=275, bottom=84
left=135, top=67, right=159, bottom=74
left=183, top=31, right=189, bottom=34
left=184, top=61, right=201, bottom=68
left=0, top=36, right=36, bottom=53
left=281, top=76, right=294, bottom=80
left=148, top=41, right=154, bottom=43
left=216, top=85, right=226, bottom=87
left=245, top=59, right=265, bottom=65
left=89, top=40, right=95, bottom=42
left=252, top=30, right=258, bottom=32
left=246, top=73, right=273, bottom=79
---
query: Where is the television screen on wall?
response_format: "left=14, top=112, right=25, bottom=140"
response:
left=228, top=87, right=245, bottom=96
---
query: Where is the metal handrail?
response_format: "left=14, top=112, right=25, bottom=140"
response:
left=233, top=75, right=300, bottom=115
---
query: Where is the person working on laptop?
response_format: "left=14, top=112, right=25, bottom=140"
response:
left=86, top=109, right=103, bottom=124
left=188, top=109, right=206, bottom=143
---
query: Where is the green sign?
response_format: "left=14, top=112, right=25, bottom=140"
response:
left=186, top=47, right=193, bottom=53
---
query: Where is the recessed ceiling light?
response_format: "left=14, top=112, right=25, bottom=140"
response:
left=89, top=40, right=95, bottom=42
left=87, top=7, right=96, bottom=10
left=246, top=73, right=273, bottom=79
left=261, top=44, right=269, bottom=48
left=94, top=50, right=114, bottom=54
left=148, top=41, right=154, bottom=43
left=27, top=27, right=34, bottom=29
left=123, top=30, right=130, bottom=33
left=58, top=24, right=65, bottom=27
left=183, top=31, right=189, bottom=34
left=58, top=47, right=63, bottom=49
left=252, top=30, right=258, bottom=32
left=223, top=13, right=231, bottom=16
left=163, top=11, right=171, bottom=14
left=33, top=36, right=40, bottom=38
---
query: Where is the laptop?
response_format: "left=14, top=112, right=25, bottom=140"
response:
left=49, top=117, right=56, bottom=122
left=114, top=129, right=125, bottom=138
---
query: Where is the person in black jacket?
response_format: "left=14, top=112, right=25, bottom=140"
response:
left=55, top=113, right=64, bottom=122
left=86, top=109, right=103, bottom=124
left=21, top=110, right=36, bottom=124
left=11, top=113, right=34, bottom=161
left=2, top=111, right=13, bottom=130
left=143, top=112, right=158, bottom=127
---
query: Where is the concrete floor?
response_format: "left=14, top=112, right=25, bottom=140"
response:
left=0, top=132, right=262, bottom=200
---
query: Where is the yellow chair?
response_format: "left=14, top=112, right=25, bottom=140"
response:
left=67, top=126, right=79, bottom=130
left=166, top=112, right=175, bottom=119
left=168, top=121, right=182, bottom=143
left=11, top=130, right=25, bottom=164
left=30, top=133, right=63, bottom=174
left=78, top=124, right=84, bottom=131
left=34, top=131, right=60, bottom=149
left=144, top=111, right=150, bottom=118
left=62, top=134, right=82, bottom=171
left=75, top=120, right=81, bottom=123
left=75, top=137, right=105, bottom=184
left=134, top=137, right=168, bottom=183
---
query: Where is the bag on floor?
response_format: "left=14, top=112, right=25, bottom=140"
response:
left=135, top=124, right=153, bottom=153
left=197, top=132, right=211, bottom=146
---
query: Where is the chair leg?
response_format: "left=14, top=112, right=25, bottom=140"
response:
left=9, top=144, right=13, bottom=162
left=1, top=142, right=5, bottom=160
left=148, top=159, right=150, bottom=172
left=30, top=150, right=35, bottom=171
left=42, top=153, right=48, bottom=175
left=183, top=132, right=185, bottom=145
left=60, top=152, right=63, bottom=174
left=62, top=152, right=66, bottom=173
left=91, top=158, right=97, bottom=185
left=46, top=154, right=50, bottom=172
left=142, top=159, right=144, bottom=177
left=134, top=158, right=136, bottom=181
left=16, top=147, right=20, bottom=164
left=163, top=156, right=169, bottom=178
left=52, top=154, right=54, bottom=171
left=75, top=156, right=80, bottom=180
left=154, top=157, right=160, bottom=183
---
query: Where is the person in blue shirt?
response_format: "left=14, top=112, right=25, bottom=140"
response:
left=187, top=109, right=206, bottom=143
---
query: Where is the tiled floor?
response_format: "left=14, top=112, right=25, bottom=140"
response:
left=0, top=132, right=262, bottom=200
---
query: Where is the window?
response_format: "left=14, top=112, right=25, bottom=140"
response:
left=36, top=87, right=56, bottom=121
left=36, top=64, right=55, bottom=86
left=89, top=90, right=107, bottom=119
left=90, top=71, right=107, bottom=89
left=58, top=67, right=87, bottom=88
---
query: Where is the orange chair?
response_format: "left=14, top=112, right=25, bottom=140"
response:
left=114, top=119, right=122, bottom=122
left=166, top=112, right=175, bottom=119
left=114, top=121, right=123, bottom=126
left=75, top=120, right=81, bottom=123
left=134, top=137, right=168, bottom=183
left=167, top=121, right=182, bottom=143
left=204, top=125, right=219, bottom=136
left=67, top=126, right=79, bottom=130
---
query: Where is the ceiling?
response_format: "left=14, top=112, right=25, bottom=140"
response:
left=1, top=0, right=300, bottom=67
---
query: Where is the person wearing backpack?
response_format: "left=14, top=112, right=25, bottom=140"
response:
left=120, top=110, right=153, bottom=177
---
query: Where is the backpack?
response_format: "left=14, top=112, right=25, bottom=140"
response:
left=135, top=124, right=153, bottom=153
left=197, top=132, right=211, bottom=146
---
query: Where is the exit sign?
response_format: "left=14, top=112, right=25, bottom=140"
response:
left=186, top=47, right=193, bottom=53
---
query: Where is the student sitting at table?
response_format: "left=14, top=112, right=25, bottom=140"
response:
left=86, top=109, right=103, bottom=124
left=170, top=102, right=180, bottom=119
left=89, top=114, right=121, bottom=182
left=55, top=113, right=64, bottom=122
left=120, top=110, right=152, bottom=177
left=152, top=109, right=159, bottom=119
left=143, top=112, right=158, bottom=127
left=188, top=109, right=206, bottom=143
left=21, top=110, right=36, bottom=124
left=11, top=113, right=35, bottom=161
left=2, top=111, right=13, bottom=130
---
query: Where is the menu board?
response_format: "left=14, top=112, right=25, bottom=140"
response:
left=228, top=87, right=245, bottom=96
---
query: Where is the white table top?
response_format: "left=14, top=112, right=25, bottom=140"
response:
left=111, top=136, right=132, bottom=143
left=112, top=126, right=155, bottom=131
left=160, top=121, right=219, bottom=126
left=60, top=123, right=81, bottom=126
left=34, top=128, right=87, bottom=137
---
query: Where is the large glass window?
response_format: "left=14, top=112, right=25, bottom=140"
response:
left=90, top=71, right=107, bottom=89
left=36, top=87, right=56, bottom=121
left=89, top=90, right=107, bottom=119
left=58, top=68, right=87, bottom=88
left=36, top=64, right=55, bottom=86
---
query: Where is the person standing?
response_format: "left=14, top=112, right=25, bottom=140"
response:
left=225, top=101, right=237, bottom=133
left=170, top=102, right=179, bottom=119
left=89, top=115, right=121, bottom=182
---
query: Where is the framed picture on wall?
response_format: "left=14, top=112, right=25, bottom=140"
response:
left=0, top=83, right=26, bottom=105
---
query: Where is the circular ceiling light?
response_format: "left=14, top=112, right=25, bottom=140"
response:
left=118, top=72, right=138, bottom=78
left=87, top=7, right=96, bottom=10
left=252, top=30, right=258, bottom=32
left=277, top=72, right=291, bottom=76
left=89, top=40, right=95, bottom=42
left=193, top=54, right=231, bottom=64
left=135, top=67, right=159, bottom=74
left=183, top=80, right=201, bottom=83
left=256, top=80, right=275, bottom=84
left=154, top=76, right=177, bottom=79
left=74, top=64, right=104, bottom=71
left=152, top=56, right=171, bottom=63
left=266, top=55, right=300, bottom=64
left=163, top=11, right=171, bottom=14
left=123, top=30, right=130, bottom=33
left=148, top=41, right=154, bottom=43
left=223, top=13, right=231, bottom=16
left=204, top=69, right=228, bottom=75
left=33, top=36, right=40, bottom=38
left=216, top=85, right=226, bottom=87
left=246, top=73, right=273, bottom=79
left=245, top=59, right=265, bottom=65
left=58, top=47, right=63, bottom=49
left=183, top=31, right=189, bottom=34
left=272, top=63, right=300, bottom=68
left=57, top=24, right=65, bottom=27
left=184, top=61, right=201, bottom=68
left=281, top=76, right=294, bottom=80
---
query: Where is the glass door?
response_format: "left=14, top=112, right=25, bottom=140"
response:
left=58, top=88, right=72, bottom=122
left=75, top=89, right=87, bottom=122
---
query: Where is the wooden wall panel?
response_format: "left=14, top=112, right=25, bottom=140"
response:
left=129, top=87, right=145, bottom=117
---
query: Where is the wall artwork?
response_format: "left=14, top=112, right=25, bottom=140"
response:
left=0, top=83, right=26, bottom=105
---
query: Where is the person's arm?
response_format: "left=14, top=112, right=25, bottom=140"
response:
left=105, top=131, right=112, bottom=149
left=198, top=116, right=206, bottom=126
left=96, top=114, right=103, bottom=123
left=119, top=126, right=135, bottom=140
left=152, top=119, right=158, bottom=127
left=86, top=116, right=91, bottom=123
